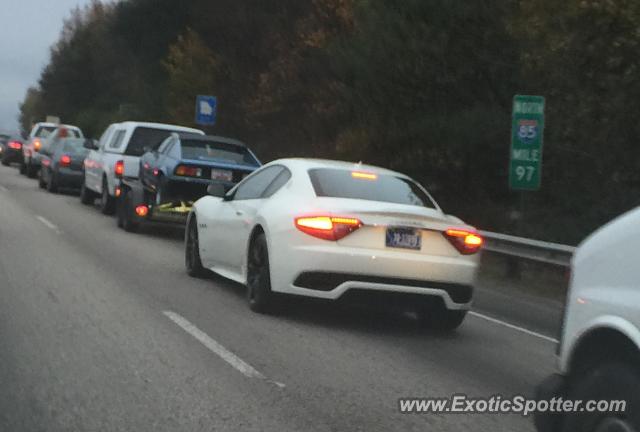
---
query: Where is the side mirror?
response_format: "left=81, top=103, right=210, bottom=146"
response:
left=84, top=139, right=98, bottom=150
left=207, top=183, right=226, bottom=198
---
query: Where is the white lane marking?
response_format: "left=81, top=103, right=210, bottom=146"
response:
left=163, top=311, right=285, bottom=387
left=469, top=311, right=559, bottom=343
left=36, top=215, right=61, bottom=234
left=0, top=185, right=7, bottom=192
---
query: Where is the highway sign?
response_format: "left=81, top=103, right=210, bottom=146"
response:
left=509, top=95, right=545, bottom=190
left=195, top=95, right=217, bottom=126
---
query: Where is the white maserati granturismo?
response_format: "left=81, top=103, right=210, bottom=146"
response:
left=185, top=158, right=482, bottom=330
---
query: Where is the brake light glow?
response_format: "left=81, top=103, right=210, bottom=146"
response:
left=443, top=229, right=483, bottom=255
left=135, top=205, right=149, bottom=217
left=8, top=141, right=22, bottom=150
left=295, top=216, right=362, bottom=241
left=351, top=171, right=377, bottom=180
left=115, top=186, right=122, bottom=198
left=114, top=160, right=124, bottom=178
left=175, top=165, right=202, bottom=177
left=33, top=139, right=42, bottom=151
left=59, top=155, right=72, bottom=166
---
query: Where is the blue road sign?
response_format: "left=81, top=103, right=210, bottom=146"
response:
left=195, top=95, right=217, bottom=126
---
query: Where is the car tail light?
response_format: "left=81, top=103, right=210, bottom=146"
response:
left=42, top=159, right=51, bottom=167
left=295, top=216, right=362, bottom=241
left=135, top=205, right=149, bottom=217
left=351, top=171, right=378, bottom=180
left=114, top=160, right=124, bottom=178
left=443, top=229, right=483, bottom=255
left=59, top=155, right=72, bottom=166
left=33, top=139, right=42, bottom=151
left=175, top=165, right=202, bottom=177
left=115, top=186, right=122, bottom=198
left=8, top=141, right=22, bottom=150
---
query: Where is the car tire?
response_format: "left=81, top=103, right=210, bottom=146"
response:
left=561, top=362, right=639, bottom=432
left=80, top=176, right=94, bottom=205
left=47, top=172, right=58, bottom=193
left=19, top=161, right=26, bottom=175
left=1, top=157, right=9, bottom=166
left=100, top=177, right=115, bottom=215
left=120, top=191, right=139, bottom=233
left=26, top=161, right=37, bottom=178
left=417, top=300, right=467, bottom=331
left=185, top=217, right=208, bottom=278
left=246, top=233, right=278, bottom=314
left=38, top=170, right=47, bottom=189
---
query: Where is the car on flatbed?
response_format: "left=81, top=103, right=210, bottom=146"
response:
left=81, top=121, right=204, bottom=214
left=535, top=207, right=640, bottom=432
left=22, top=123, right=83, bottom=177
left=185, top=158, right=483, bottom=329
left=115, top=133, right=261, bottom=232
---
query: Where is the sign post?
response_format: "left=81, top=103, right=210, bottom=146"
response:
left=509, top=95, right=545, bottom=191
left=195, top=95, right=217, bottom=127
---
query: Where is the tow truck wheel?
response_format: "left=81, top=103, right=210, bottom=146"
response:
left=561, top=362, right=639, bottom=432
left=80, top=179, right=94, bottom=205
left=186, top=217, right=207, bottom=278
left=120, top=191, right=139, bottom=233
left=417, top=300, right=467, bottom=331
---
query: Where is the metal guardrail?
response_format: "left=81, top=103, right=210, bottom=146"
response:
left=479, top=230, right=576, bottom=267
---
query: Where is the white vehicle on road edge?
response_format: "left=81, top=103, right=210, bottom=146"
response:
left=535, top=207, right=640, bottom=432
left=22, top=122, right=83, bottom=178
left=185, top=158, right=483, bottom=330
left=81, top=121, right=204, bottom=214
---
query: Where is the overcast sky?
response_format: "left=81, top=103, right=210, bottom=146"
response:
left=0, top=0, right=94, bottom=133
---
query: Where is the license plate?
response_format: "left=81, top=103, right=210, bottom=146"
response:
left=211, top=169, right=232, bottom=181
left=386, top=227, right=422, bottom=250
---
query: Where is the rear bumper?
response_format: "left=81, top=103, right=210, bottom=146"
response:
left=56, top=169, right=83, bottom=187
left=161, top=177, right=229, bottom=203
left=533, top=373, right=567, bottom=432
left=2, top=149, right=23, bottom=164
left=270, top=242, right=478, bottom=310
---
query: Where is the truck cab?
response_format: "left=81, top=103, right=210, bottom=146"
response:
left=81, top=122, right=204, bottom=214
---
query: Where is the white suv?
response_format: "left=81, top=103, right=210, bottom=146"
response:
left=535, top=208, right=640, bottom=432
left=81, top=121, right=203, bottom=214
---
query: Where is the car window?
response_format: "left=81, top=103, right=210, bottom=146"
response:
left=262, top=168, right=291, bottom=198
left=109, top=130, right=126, bottom=150
left=233, top=166, right=284, bottom=201
left=180, top=139, right=259, bottom=166
left=308, top=168, right=438, bottom=209
left=59, top=138, right=89, bottom=156
left=125, top=127, right=188, bottom=157
left=157, top=137, right=174, bottom=154
left=34, top=126, right=57, bottom=138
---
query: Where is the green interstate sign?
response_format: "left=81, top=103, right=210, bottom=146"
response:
left=509, top=95, right=545, bottom=191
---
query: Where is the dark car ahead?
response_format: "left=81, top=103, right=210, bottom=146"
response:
left=1, top=135, right=24, bottom=166
left=38, top=137, right=90, bottom=193
left=139, top=133, right=261, bottom=205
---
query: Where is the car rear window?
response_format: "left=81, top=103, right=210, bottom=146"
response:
left=181, top=139, right=259, bottom=166
left=60, top=139, right=89, bottom=155
left=125, top=127, right=188, bottom=156
left=308, top=168, right=437, bottom=209
left=35, top=126, right=57, bottom=138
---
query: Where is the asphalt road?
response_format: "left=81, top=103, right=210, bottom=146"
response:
left=0, top=163, right=557, bottom=431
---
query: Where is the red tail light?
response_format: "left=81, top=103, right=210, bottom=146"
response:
left=59, top=154, right=72, bottom=166
left=8, top=141, right=22, bottom=150
left=444, top=229, right=483, bottom=255
left=295, top=216, right=362, bottom=241
left=114, top=160, right=124, bottom=178
left=135, top=205, right=149, bottom=217
left=175, top=165, right=202, bottom=177
left=42, top=159, right=51, bottom=167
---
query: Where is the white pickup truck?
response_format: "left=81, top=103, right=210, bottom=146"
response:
left=22, top=122, right=83, bottom=177
left=535, top=208, right=640, bottom=432
left=81, top=121, right=203, bottom=214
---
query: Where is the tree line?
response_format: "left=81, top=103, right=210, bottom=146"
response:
left=19, top=0, right=640, bottom=244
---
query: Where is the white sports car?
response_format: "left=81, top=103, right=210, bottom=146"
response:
left=185, top=158, right=482, bottom=330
